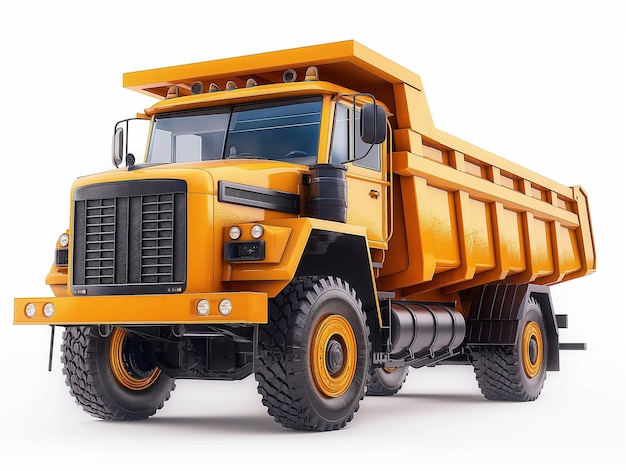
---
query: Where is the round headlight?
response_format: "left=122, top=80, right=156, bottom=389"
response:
left=250, top=225, right=264, bottom=239
left=196, top=299, right=210, bottom=316
left=59, top=233, right=69, bottom=247
left=43, top=303, right=54, bottom=318
left=229, top=226, right=242, bottom=240
left=25, top=303, right=36, bottom=318
left=218, top=299, right=233, bottom=316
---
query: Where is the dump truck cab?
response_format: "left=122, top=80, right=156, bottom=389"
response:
left=135, top=75, right=392, bottom=252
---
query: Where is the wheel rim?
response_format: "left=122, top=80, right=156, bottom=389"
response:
left=310, top=314, right=357, bottom=398
left=109, top=328, right=161, bottom=390
left=521, top=321, right=543, bottom=378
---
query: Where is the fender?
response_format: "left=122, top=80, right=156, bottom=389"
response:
left=224, top=217, right=381, bottom=327
left=465, top=283, right=560, bottom=371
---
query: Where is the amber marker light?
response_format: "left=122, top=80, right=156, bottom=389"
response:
left=304, top=66, right=319, bottom=81
left=166, top=85, right=179, bottom=99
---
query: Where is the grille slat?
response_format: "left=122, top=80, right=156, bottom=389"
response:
left=72, top=180, right=187, bottom=295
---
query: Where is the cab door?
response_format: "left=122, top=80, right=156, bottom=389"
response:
left=330, top=103, right=389, bottom=249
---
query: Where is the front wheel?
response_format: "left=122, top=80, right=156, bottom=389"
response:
left=61, top=326, right=175, bottom=420
left=255, top=276, right=370, bottom=431
left=472, top=298, right=547, bottom=401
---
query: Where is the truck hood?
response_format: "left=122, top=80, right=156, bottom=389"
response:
left=71, top=159, right=308, bottom=198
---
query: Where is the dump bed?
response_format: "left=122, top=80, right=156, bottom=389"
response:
left=124, top=40, right=595, bottom=296
left=377, top=145, right=595, bottom=296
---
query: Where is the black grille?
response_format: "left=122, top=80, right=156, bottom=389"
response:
left=71, top=180, right=187, bottom=295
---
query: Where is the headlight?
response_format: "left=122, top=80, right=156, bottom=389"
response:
left=196, top=299, right=210, bottom=316
left=229, top=226, right=242, bottom=240
left=43, top=303, right=54, bottom=318
left=25, top=303, right=36, bottom=318
left=250, top=225, right=264, bottom=239
left=218, top=299, right=233, bottom=316
left=59, top=233, right=69, bottom=247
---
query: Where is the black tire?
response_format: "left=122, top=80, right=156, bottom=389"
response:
left=255, top=276, right=370, bottom=431
left=366, top=366, right=409, bottom=396
left=472, top=298, right=547, bottom=401
left=61, top=326, right=175, bottom=420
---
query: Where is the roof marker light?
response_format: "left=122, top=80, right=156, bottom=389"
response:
left=305, top=66, right=319, bottom=81
left=226, top=80, right=237, bottom=90
left=208, top=82, right=220, bottom=92
left=246, top=78, right=258, bottom=87
left=166, top=85, right=179, bottom=99
left=191, top=81, right=204, bottom=94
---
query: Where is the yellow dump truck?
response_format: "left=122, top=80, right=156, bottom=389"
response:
left=14, top=40, right=595, bottom=431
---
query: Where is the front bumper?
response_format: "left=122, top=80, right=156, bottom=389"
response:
left=14, top=292, right=267, bottom=325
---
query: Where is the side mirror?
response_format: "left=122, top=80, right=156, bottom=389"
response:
left=111, top=117, right=150, bottom=168
left=112, top=126, right=125, bottom=168
left=360, top=103, right=387, bottom=144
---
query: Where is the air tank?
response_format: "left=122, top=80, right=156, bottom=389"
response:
left=309, top=163, right=348, bottom=223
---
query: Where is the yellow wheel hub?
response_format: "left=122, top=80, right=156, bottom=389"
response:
left=109, top=328, right=161, bottom=390
left=310, top=314, right=357, bottom=398
left=521, top=321, right=543, bottom=378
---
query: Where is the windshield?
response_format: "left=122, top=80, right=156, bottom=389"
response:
left=147, top=97, right=322, bottom=165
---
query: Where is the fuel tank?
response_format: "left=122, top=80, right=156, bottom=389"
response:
left=390, top=303, right=465, bottom=356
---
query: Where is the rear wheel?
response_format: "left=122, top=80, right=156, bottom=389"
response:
left=366, top=366, right=409, bottom=396
left=61, top=326, right=175, bottom=420
left=472, top=298, right=547, bottom=401
left=255, top=276, right=369, bottom=431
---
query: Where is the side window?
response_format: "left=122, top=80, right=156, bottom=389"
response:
left=330, top=105, right=349, bottom=164
left=354, top=111, right=381, bottom=171
left=330, top=103, right=381, bottom=171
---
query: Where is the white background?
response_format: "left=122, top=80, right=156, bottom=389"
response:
left=1, top=1, right=624, bottom=469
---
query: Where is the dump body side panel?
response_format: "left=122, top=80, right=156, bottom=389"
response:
left=377, top=147, right=595, bottom=297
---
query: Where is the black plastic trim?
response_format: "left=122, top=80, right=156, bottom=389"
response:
left=55, top=248, right=68, bottom=267
left=74, top=179, right=187, bottom=200
left=72, top=283, right=185, bottom=296
left=224, top=240, right=266, bottom=261
left=218, top=181, right=300, bottom=214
